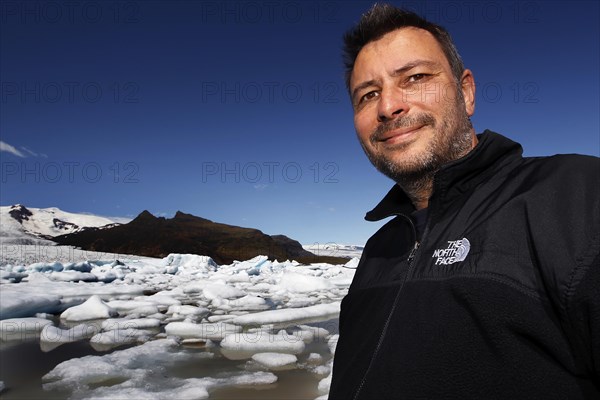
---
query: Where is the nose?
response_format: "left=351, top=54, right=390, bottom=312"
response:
left=377, top=87, right=408, bottom=123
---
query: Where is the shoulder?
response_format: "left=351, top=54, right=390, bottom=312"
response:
left=522, top=154, right=599, bottom=183
left=516, top=154, right=599, bottom=206
left=517, top=154, right=599, bottom=306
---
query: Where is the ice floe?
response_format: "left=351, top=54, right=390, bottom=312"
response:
left=1, top=247, right=356, bottom=399
left=60, top=295, right=118, bottom=321
left=165, top=321, right=241, bottom=341
left=40, top=323, right=97, bottom=352
left=251, top=352, right=298, bottom=370
left=230, top=302, right=341, bottom=329
left=220, top=330, right=307, bottom=360
left=0, top=317, right=53, bottom=341
left=42, top=337, right=277, bottom=399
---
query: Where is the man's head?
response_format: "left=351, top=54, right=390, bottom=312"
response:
left=344, top=4, right=477, bottom=201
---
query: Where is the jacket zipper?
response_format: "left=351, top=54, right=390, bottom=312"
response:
left=353, top=214, right=422, bottom=400
left=407, top=240, right=420, bottom=266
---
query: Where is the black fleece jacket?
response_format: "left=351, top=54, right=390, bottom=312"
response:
left=329, top=131, right=600, bottom=399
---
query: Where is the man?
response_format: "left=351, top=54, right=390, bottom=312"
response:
left=329, top=4, right=599, bottom=399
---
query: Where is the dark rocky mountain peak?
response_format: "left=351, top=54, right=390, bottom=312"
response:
left=133, top=210, right=157, bottom=221
left=53, top=218, right=79, bottom=231
left=9, top=204, right=33, bottom=223
left=173, top=211, right=212, bottom=223
left=53, top=209, right=350, bottom=265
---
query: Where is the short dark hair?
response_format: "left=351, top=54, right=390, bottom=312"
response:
left=343, top=3, right=465, bottom=91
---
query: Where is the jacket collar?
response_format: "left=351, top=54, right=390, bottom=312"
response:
left=365, top=130, right=523, bottom=221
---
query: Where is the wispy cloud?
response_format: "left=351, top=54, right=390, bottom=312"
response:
left=254, top=184, right=269, bottom=191
left=20, top=146, right=47, bottom=158
left=0, top=141, right=26, bottom=157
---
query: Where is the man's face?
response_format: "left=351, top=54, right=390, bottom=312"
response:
left=350, top=27, right=476, bottom=182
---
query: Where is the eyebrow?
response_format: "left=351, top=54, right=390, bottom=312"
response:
left=351, top=59, right=442, bottom=102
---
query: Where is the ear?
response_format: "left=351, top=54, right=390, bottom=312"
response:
left=460, top=69, right=476, bottom=117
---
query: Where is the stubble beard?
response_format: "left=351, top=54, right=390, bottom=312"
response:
left=359, top=90, right=474, bottom=204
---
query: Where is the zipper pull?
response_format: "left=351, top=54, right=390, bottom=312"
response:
left=407, top=241, right=420, bottom=265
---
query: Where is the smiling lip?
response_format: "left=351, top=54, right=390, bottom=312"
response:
left=379, top=125, right=425, bottom=143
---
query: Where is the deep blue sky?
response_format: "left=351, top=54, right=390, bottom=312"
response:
left=1, top=0, right=599, bottom=245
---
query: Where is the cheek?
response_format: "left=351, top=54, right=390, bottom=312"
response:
left=354, top=114, right=373, bottom=143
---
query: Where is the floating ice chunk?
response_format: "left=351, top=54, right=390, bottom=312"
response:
left=230, top=302, right=341, bottom=329
left=327, top=334, right=339, bottom=354
left=29, top=262, right=63, bottom=272
left=127, top=304, right=160, bottom=317
left=167, top=305, right=209, bottom=319
left=49, top=271, right=97, bottom=282
left=278, top=272, right=334, bottom=293
left=306, top=352, right=324, bottom=365
left=246, top=282, right=273, bottom=293
left=90, top=269, right=118, bottom=283
left=286, top=297, right=318, bottom=309
left=227, top=271, right=250, bottom=283
left=318, top=372, right=332, bottom=394
left=61, top=295, right=118, bottom=321
left=101, top=318, right=161, bottom=331
left=0, top=268, right=28, bottom=283
left=106, top=299, right=158, bottom=313
left=52, top=371, right=277, bottom=400
left=165, top=321, right=241, bottom=341
left=251, top=352, right=298, bottom=370
left=343, top=257, right=360, bottom=269
left=0, top=317, right=53, bottom=341
left=230, top=255, right=270, bottom=275
left=42, top=338, right=231, bottom=397
left=311, top=365, right=331, bottom=376
left=90, top=328, right=153, bottom=351
left=136, top=265, right=166, bottom=274
left=315, top=334, right=339, bottom=396
left=43, top=338, right=181, bottom=389
left=182, top=282, right=206, bottom=294
left=40, top=324, right=97, bottom=352
left=288, top=325, right=330, bottom=344
left=203, top=283, right=246, bottom=300
left=220, top=330, right=306, bottom=360
left=225, top=295, right=271, bottom=311
left=0, top=290, right=62, bottom=319
left=142, top=294, right=182, bottom=307
left=63, top=261, right=93, bottom=272
left=163, top=254, right=218, bottom=275
left=148, top=286, right=186, bottom=297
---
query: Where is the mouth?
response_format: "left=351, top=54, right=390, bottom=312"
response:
left=378, top=125, right=425, bottom=144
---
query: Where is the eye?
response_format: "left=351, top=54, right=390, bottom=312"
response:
left=359, top=90, right=379, bottom=104
left=408, top=73, right=429, bottom=82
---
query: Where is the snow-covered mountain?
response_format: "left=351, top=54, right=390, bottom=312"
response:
left=303, top=243, right=364, bottom=259
left=0, top=204, right=128, bottom=245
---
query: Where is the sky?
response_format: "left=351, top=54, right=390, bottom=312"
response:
left=1, top=0, right=599, bottom=246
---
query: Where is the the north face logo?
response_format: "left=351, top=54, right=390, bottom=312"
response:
left=432, top=238, right=470, bottom=265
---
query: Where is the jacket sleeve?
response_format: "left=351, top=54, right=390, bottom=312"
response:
left=566, top=247, right=600, bottom=385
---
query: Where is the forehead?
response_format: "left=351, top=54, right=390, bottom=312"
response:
left=350, top=27, right=450, bottom=88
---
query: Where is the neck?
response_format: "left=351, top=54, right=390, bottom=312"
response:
left=396, top=172, right=434, bottom=210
